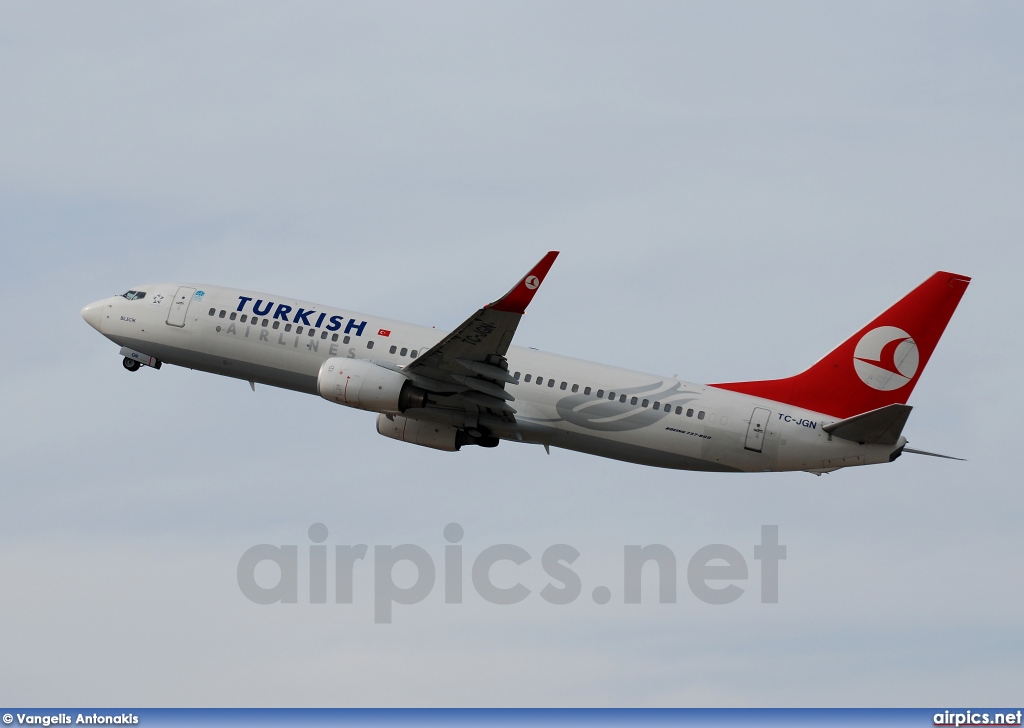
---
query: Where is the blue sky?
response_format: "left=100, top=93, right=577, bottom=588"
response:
left=0, top=1, right=1021, bottom=706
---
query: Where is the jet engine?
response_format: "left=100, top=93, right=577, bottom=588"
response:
left=317, top=357, right=428, bottom=413
left=376, top=414, right=463, bottom=452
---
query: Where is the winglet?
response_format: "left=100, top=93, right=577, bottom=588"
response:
left=489, top=251, right=559, bottom=314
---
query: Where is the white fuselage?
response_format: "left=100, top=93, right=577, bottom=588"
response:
left=84, top=283, right=904, bottom=473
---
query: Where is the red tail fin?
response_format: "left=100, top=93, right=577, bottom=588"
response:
left=710, top=272, right=971, bottom=418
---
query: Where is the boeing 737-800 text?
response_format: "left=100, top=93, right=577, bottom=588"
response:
left=81, top=253, right=969, bottom=474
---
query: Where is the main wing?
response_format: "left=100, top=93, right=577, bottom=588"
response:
left=403, top=251, right=559, bottom=421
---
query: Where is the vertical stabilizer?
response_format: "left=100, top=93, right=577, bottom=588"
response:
left=710, top=272, right=970, bottom=418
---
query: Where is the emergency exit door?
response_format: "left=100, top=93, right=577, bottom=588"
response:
left=744, top=407, right=771, bottom=453
left=166, top=287, right=197, bottom=327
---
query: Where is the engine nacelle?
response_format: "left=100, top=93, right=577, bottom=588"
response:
left=376, top=414, right=463, bottom=452
left=317, top=357, right=428, bottom=413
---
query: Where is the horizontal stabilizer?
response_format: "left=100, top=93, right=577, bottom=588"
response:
left=902, top=447, right=966, bottom=461
left=822, top=403, right=913, bottom=445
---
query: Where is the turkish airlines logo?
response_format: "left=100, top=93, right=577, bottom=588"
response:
left=524, top=275, right=540, bottom=290
left=853, top=326, right=919, bottom=391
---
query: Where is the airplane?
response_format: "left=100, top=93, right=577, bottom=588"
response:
left=81, top=253, right=970, bottom=474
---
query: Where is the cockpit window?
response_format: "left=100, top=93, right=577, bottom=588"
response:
left=121, top=291, right=146, bottom=301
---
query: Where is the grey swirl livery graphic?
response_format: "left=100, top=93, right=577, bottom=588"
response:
left=520, top=380, right=700, bottom=432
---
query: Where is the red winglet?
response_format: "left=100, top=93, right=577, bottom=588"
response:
left=489, top=251, right=560, bottom=314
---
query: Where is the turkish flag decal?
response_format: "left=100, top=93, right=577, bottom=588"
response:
left=378, top=328, right=391, bottom=337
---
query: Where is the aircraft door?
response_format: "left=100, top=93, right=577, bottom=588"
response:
left=744, top=407, right=771, bottom=453
left=166, top=287, right=197, bottom=327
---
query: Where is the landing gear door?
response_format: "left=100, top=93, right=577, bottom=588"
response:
left=166, top=287, right=197, bottom=327
left=744, top=407, right=771, bottom=453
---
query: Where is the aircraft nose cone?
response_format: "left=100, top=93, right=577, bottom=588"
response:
left=81, top=300, right=105, bottom=332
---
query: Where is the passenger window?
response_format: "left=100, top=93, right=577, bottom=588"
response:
left=524, top=374, right=532, bottom=382
left=596, top=389, right=603, bottom=398
left=230, top=312, right=237, bottom=321
left=297, top=326, right=304, bottom=334
left=608, top=391, right=615, bottom=400
left=308, top=329, right=315, bottom=337
left=343, top=336, right=351, bottom=344
left=367, top=341, right=374, bottom=349
left=400, top=348, right=408, bottom=356
left=321, top=331, right=328, bottom=340
left=630, top=396, right=638, bottom=405
left=411, top=350, right=418, bottom=358
left=285, top=324, right=292, bottom=332
left=654, top=401, right=661, bottom=409
left=389, top=345, right=397, bottom=354
left=571, top=384, right=579, bottom=393
left=537, top=377, right=543, bottom=385
left=619, top=394, right=627, bottom=403
left=208, top=308, right=215, bottom=316
left=273, top=321, right=280, bottom=330
left=332, top=333, right=338, bottom=342
left=687, top=409, right=694, bottom=417
left=675, top=406, right=683, bottom=415
left=698, top=411, right=705, bottom=420
left=262, top=319, right=269, bottom=327
left=514, top=372, right=521, bottom=381
left=548, top=380, right=556, bottom=388
left=584, top=387, right=591, bottom=395
left=240, top=314, right=248, bottom=323
left=218, top=310, right=226, bottom=318
left=560, top=382, right=567, bottom=390
left=642, top=399, right=649, bottom=407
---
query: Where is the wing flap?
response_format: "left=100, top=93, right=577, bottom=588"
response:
left=452, top=374, right=516, bottom=402
left=456, top=358, right=519, bottom=384
left=460, top=390, right=517, bottom=414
